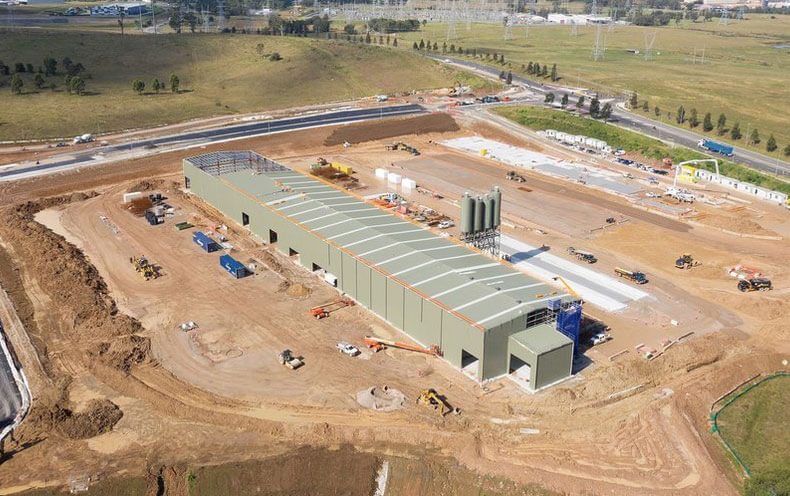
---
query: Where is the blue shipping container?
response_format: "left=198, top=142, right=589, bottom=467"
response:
left=219, top=254, right=247, bottom=279
left=193, top=231, right=220, bottom=253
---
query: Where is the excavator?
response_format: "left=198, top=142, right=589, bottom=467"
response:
left=363, top=336, right=443, bottom=357
left=308, top=298, right=354, bottom=319
left=675, top=254, right=700, bottom=270
left=417, top=388, right=454, bottom=417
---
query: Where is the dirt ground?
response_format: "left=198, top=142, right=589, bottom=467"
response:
left=0, top=114, right=788, bottom=496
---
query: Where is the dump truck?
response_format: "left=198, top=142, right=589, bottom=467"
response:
left=675, top=254, right=699, bottom=269
left=277, top=349, right=304, bottom=369
left=614, top=267, right=648, bottom=284
left=698, top=139, right=734, bottom=157
left=737, top=278, right=772, bottom=292
left=567, top=247, right=597, bottom=264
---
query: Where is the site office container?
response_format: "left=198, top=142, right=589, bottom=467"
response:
left=219, top=254, right=247, bottom=279
left=192, top=231, right=220, bottom=253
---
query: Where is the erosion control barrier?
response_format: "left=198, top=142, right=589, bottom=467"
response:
left=710, top=372, right=789, bottom=478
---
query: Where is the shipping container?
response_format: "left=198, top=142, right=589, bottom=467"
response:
left=193, top=231, right=220, bottom=253
left=220, top=254, right=247, bottom=279
left=145, top=211, right=162, bottom=226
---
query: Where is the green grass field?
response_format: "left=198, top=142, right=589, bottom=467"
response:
left=385, top=17, right=790, bottom=158
left=494, top=106, right=790, bottom=193
left=715, top=376, right=790, bottom=496
left=0, top=30, right=492, bottom=140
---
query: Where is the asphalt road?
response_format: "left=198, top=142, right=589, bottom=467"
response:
left=0, top=104, right=426, bottom=181
left=427, top=54, right=790, bottom=178
left=0, top=321, right=23, bottom=431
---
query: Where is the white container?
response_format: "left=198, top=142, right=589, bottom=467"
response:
left=375, top=168, right=388, bottom=179
left=387, top=173, right=402, bottom=184
left=123, top=191, right=143, bottom=203
left=402, top=178, right=417, bottom=190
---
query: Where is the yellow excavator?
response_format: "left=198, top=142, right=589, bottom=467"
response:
left=417, top=389, right=453, bottom=417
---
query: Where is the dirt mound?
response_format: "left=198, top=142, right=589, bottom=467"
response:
left=91, top=335, right=152, bottom=373
left=324, top=113, right=459, bottom=146
left=285, top=282, right=311, bottom=298
left=127, top=179, right=163, bottom=192
left=54, top=399, right=123, bottom=439
left=0, top=194, right=152, bottom=379
left=356, top=386, right=407, bottom=412
left=697, top=213, right=776, bottom=236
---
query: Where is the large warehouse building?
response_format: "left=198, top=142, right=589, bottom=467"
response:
left=183, top=151, right=582, bottom=391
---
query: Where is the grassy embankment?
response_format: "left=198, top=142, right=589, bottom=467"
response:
left=715, top=376, right=790, bottom=496
left=0, top=30, right=494, bottom=140
left=494, top=105, right=790, bottom=194
left=384, top=16, right=790, bottom=158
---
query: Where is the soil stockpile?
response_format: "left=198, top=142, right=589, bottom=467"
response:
left=324, top=113, right=459, bottom=146
left=356, top=386, right=407, bottom=412
left=54, top=399, right=123, bottom=439
left=0, top=195, right=152, bottom=379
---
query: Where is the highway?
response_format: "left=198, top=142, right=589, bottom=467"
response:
left=0, top=320, right=23, bottom=434
left=427, top=54, right=790, bottom=178
left=0, top=104, right=426, bottom=181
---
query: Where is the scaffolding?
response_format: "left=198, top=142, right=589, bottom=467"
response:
left=189, top=151, right=288, bottom=177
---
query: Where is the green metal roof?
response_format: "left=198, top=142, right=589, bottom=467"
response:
left=509, top=323, right=572, bottom=355
left=187, top=151, right=570, bottom=331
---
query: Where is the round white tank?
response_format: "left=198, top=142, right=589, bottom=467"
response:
left=387, top=173, right=402, bottom=184
left=375, top=168, right=388, bottom=178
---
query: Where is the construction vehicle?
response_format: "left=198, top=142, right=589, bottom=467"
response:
left=614, top=267, right=648, bottom=284
left=552, top=276, right=580, bottom=299
left=567, top=247, right=597, bottom=264
left=505, top=170, right=526, bottom=182
left=416, top=388, right=453, bottom=416
left=316, top=157, right=329, bottom=166
left=308, top=298, right=355, bottom=319
left=674, top=254, right=700, bottom=270
left=737, top=278, right=772, bottom=292
left=277, top=349, right=304, bottom=369
left=385, top=142, right=420, bottom=155
left=364, top=336, right=443, bottom=356
left=129, top=255, right=159, bottom=280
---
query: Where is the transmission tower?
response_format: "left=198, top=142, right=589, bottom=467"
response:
left=217, top=0, right=226, bottom=31
left=592, top=23, right=605, bottom=61
left=591, top=0, right=598, bottom=16
left=202, top=7, right=209, bottom=32
left=719, top=8, right=730, bottom=25
left=736, top=6, right=744, bottom=19
left=570, top=19, right=578, bottom=36
left=644, top=30, right=656, bottom=61
left=446, top=0, right=457, bottom=40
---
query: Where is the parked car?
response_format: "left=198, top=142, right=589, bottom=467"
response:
left=438, top=220, right=454, bottom=229
left=336, top=342, right=360, bottom=356
left=589, top=333, right=609, bottom=346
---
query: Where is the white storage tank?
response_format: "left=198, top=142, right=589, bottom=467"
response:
left=375, top=168, right=388, bottom=179
left=402, top=178, right=417, bottom=190
left=387, top=172, right=402, bottom=184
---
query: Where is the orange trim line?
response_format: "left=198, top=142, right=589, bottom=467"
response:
left=217, top=174, right=487, bottom=331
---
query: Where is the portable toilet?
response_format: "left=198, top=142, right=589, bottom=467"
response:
left=219, top=254, right=247, bottom=279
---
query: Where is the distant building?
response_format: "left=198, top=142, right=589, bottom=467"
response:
left=91, top=2, right=149, bottom=16
left=547, top=13, right=612, bottom=25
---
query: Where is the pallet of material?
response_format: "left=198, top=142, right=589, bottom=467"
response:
left=174, top=222, right=194, bottom=231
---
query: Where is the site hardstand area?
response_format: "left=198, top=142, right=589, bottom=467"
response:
left=183, top=151, right=582, bottom=391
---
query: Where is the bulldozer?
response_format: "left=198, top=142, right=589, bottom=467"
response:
left=675, top=254, right=700, bottom=270
left=130, top=255, right=159, bottom=280
left=737, top=278, right=772, bottom=292
left=416, top=388, right=454, bottom=417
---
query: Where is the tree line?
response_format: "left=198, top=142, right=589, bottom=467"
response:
left=131, top=74, right=181, bottom=95
left=2, top=56, right=89, bottom=96
left=629, top=92, right=788, bottom=156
